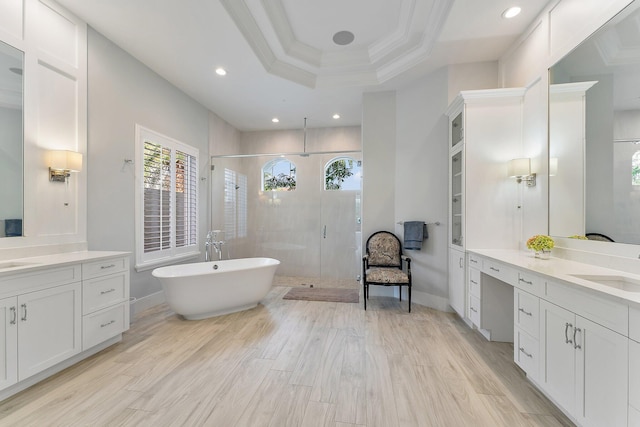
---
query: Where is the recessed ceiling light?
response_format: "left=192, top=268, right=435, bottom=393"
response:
left=333, top=31, right=355, bottom=46
left=502, top=6, right=521, bottom=19
left=272, top=118, right=279, bottom=123
left=215, top=67, right=227, bottom=76
left=332, top=114, right=340, bottom=119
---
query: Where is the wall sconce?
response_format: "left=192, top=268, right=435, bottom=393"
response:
left=508, top=158, right=536, bottom=187
left=48, top=150, right=83, bottom=183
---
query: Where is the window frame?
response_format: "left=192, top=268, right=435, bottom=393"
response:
left=262, top=158, right=297, bottom=191
left=134, top=125, right=199, bottom=271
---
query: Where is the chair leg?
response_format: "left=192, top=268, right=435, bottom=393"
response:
left=364, top=284, right=367, bottom=310
left=408, top=285, right=411, bottom=313
left=398, top=285, right=402, bottom=302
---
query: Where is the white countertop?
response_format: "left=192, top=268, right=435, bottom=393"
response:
left=468, top=249, right=640, bottom=306
left=0, top=251, right=130, bottom=278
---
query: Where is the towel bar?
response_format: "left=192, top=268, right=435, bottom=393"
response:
left=397, top=221, right=441, bottom=226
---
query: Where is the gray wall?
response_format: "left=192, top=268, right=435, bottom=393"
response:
left=87, top=28, right=210, bottom=301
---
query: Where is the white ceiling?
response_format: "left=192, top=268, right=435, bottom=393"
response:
left=54, top=0, right=550, bottom=131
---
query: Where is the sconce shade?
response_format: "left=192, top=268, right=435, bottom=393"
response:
left=49, top=150, right=82, bottom=172
left=508, top=158, right=530, bottom=177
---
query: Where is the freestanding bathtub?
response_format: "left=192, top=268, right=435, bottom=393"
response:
left=152, top=257, right=280, bottom=320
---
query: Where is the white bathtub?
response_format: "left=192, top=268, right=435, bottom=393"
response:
left=152, top=257, right=280, bottom=320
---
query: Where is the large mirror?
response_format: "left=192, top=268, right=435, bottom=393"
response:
left=549, top=0, right=640, bottom=245
left=0, top=40, right=23, bottom=238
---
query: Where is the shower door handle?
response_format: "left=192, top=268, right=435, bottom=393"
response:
left=323, top=225, right=327, bottom=239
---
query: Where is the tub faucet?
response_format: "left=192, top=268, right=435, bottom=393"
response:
left=205, top=231, right=225, bottom=261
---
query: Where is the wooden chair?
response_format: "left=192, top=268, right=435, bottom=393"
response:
left=362, top=231, right=412, bottom=312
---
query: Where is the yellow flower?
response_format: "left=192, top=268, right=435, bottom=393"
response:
left=526, top=235, right=554, bottom=251
left=569, top=235, right=588, bottom=240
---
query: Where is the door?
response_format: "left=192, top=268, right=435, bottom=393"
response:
left=18, top=282, right=82, bottom=380
left=0, top=297, right=17, bottom=390
left=540, top=300, right=575, bottom=414
left=448, top=248, right=465, bottom=316
left=320, top=156, right=361, bottom=288
left=575, top=316, right=628, bottom=427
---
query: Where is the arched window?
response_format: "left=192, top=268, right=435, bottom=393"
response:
left=262, top=158, right=296, bottom=191
left=633, top=151, right=640, bottom=186
left=324, top=157, right=361, bottom=190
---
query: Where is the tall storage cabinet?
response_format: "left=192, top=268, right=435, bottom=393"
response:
left=446, top=88, right=525, bottom=319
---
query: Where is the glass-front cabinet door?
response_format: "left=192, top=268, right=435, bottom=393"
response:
left=450, top=148, right=463, bottom=247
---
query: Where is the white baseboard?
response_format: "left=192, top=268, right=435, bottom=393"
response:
left=132, top=291, right=165, bottom=315
left=410, top=289, right=454, bottom=312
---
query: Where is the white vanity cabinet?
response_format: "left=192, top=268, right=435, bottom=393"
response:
left=448, top=248, right=465, bottom=317
left=630, top=306, right=640, bottom=426
left=0, top=297, right=17, bottom=390
left=18, top=282, right=83, bottom=380
left=540, top=300, right=628, bottom=427
left=0, top=252, right=129, bottom=400
left=81, top=257, right=129, bottom=351
left=514, top=288, right=539, bottom=380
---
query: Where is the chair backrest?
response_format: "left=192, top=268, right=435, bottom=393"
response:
left=366, top=231, right=402, bottom=267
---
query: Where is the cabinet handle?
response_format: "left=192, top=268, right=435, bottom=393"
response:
left=470, top=279, right=478, bottom=285
left=470, top=307, right=478, bottom=313
left=459, top=258, right=463, bottom=268
left=564, top=322, right=573, bottom=344
left=100, top=288, right=116, bottom=295
left=519, top=347, right=533, bottom=358
left=470, top=258, right=478, bottom=264
left=519, top=278, right=533, bottom=285
left=490, top=267, right=499, bottom=272
left=21, top=303, right=27, bottom=322
left=573, top=327, right=582, bottom=350
left=518, top=307, right=533, bottom=317
left=100, top=264, right=116, bottom=270
left=100, top=320, right=116, bottom=328
left=9, top=306, right=16, bottom=325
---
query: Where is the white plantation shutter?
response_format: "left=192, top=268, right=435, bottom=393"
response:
left=175, top=150, right=197, bottom=248
left=136, top=126, right=199, bottom=270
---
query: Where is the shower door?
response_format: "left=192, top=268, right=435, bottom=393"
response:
left=319, top=190, right=361, bottom=288
left=318, top=154, right=362, bottom=288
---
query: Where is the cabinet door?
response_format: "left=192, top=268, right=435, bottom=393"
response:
left=0, top=297, right=17, bottom=390
left=18, top=282, right=82, bottom=380
left=540, top=300, right=576, bottom=414
left=448, top=249, right=465, bottom=317
left=574, top=316, right=628, bottom=427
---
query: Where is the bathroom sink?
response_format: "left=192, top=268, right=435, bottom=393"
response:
left=569, top=274, right=640, bottom=292
left=0, top=261, right=40, bottom=271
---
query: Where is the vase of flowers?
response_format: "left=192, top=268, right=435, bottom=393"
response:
left=526, top=235, right=554, bottom=259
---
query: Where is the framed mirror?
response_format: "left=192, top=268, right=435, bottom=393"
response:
left=0, top=40, right=23, bottom=238
left=549, top=0, right=640, bottom=246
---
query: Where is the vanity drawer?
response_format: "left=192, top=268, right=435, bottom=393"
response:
left=482, top=260, right=516, bottom=286
left=83, top=272, right=128, bottom=315
left=514, top=289, right=539, bottom=338
left=82, top=257, right=128, bottom=280
left=514, top=327, right=538, bottom=380
left=83, top=303, right=126, bottom=350
left=469, top=295, right=481, bottom=326
left=545, top=280, right=628, bottom=336
left=468, top=253, right=482, bottom=268
left=0, top=264, right=81, bottom=296
left=630, top=305, right=640, bottom=343
left=469, top=268, right=481, bottom=298
left=515, top=271, right=544, bottom=297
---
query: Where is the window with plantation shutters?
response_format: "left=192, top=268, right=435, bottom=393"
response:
left=135, top=126, right=199, bottom=270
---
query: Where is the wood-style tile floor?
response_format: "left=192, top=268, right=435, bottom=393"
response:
left=0, top=285, right=574, bottom=426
